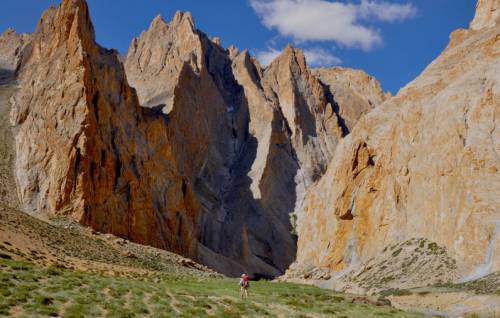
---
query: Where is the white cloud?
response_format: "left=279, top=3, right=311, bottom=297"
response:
left=256, top=47, right=342, bottom=67
left=250, top=0, right=417, bottom=51
left=304, top=48, right=342, bottom=66
left=358, top=0, right=417, bottom=22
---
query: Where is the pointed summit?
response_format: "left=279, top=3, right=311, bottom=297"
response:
left=125, top=10, right=203, bottom=109
left=227, top=45, right=240, bottom=59
left=57, top=0, right=95, bottom=43
left=60, top=0, right=89, bottom=13
left=171, top=11, right=195, bottom=30
left=28, top=0, right=96, bottom=58
left=284, top=45, right=306, bottom=62
left=267, top=45, right=307, bottom=73
left=150, top=14, right=168, bottom=30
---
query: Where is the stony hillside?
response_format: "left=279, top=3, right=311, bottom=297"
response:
left=3, top=0, right=387, bottom=278
left=0, top=205, right=219, bottom=279
left=289, top=0, right=500, bottom=292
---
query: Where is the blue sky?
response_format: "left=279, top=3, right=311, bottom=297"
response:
left=0, top=0, right=476, bottom=93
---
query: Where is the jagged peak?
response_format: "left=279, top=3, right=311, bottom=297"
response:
left=282, top=45, right=304, bottom=61
left=150, top=14, right=168, bottom=30
left=51, top=0, right=96, bottom=46
left=0, top=28, right=31, bottom=42
left=1, top=28, right=16, bottom=37
left=470, top=0, right=500, bottom=30
left=240, top=49, right=250, bottom=58
left=228, top=45, right=240, bottom=59
left=268, top=45, right=307, bottom=71
left=139, top=11, right=198, bottom=41
left=22, top=0, right=102, bottom=69
left=240, top=49, right=262, bottom=78
left=231, top=49, right=251, bottom=66
left=60, top=0, right=88, bottom=12
left=59, top=0, right=93, bottom=30
left=171, top=11, right=195, bottom=30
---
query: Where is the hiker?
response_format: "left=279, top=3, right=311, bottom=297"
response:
left=239, top=273, right=250, bottom=299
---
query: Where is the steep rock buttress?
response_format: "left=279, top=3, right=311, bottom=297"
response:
left=288, top=0, right=500, bottom=290
left=10, top=0, right=199, bottom=258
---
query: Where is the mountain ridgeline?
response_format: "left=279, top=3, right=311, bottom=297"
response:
left=3, top=0, right=385, bottom=278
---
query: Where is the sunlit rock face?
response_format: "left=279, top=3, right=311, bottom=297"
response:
left=10, top=0, right=200, bottom=258
left=124, top=13, right=202, bottom=112
left=289, top=0, right=500, bottom=287
left=311, top=67, right=389, bottom=133
left=9, top=0, right=387, bottom=277
left=470, top=0, right=500, bottom=30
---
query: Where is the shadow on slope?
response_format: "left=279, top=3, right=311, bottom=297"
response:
left=0, top=68, right=15, bottom=85
left=0, top=82, right=19, bottom=209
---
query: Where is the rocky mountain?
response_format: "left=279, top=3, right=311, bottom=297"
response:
left=4, top=0, right=386, bottom=277
left=10, top=0, right=200, bottom=260
left=122, top=12, right=389, bottom=277
left=124, top=13, right=203, bottom=112
left=287, top=0, right=500, bottom=292
left=0, top=28, right=31, bottom=83
left=312, top=67, right=389, bottom=133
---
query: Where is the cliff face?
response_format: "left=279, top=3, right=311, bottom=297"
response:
left=122, top=15, right=387, bottom=275
left=290, top=0, right=500, bottom=290
left=124, top=13, right=202, bottom=112
left=10, top=0, right=199, bottom=257
left=312, top=67, right=388, bottom=133
left=471, top=0, right=500, bottom=30
left=124, top=13, right=291, bottom=276
left=10, top=0, right=495, bottom=285
left=124, top=18, right=307, bottom=276
left=0, top=29, right=30, bottom=207
left=8, top=0, right=386, bottom=277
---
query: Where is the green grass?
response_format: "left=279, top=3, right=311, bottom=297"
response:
left=0, top=258, right=426, bottom=317
left=379, top=288, right=413, bottom=298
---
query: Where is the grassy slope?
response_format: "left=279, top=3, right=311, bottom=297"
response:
left=0, top=256, right=425, bottom=318
left=0, top=206, right=425, bottom=317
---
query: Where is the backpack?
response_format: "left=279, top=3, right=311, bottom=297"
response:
left=240, top=278, right=249, bottom=288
